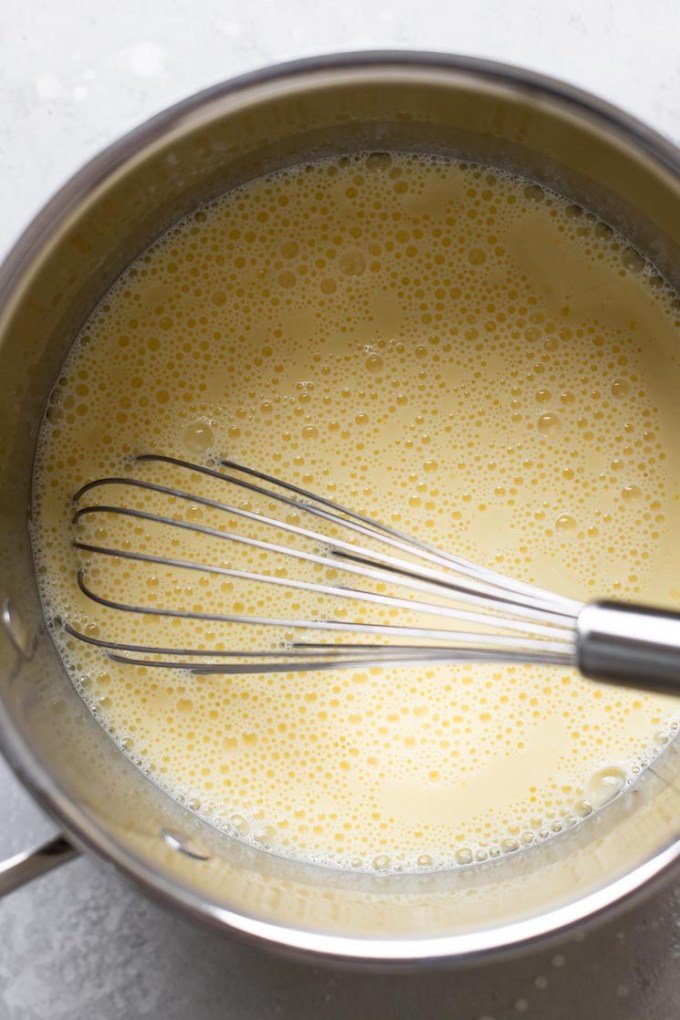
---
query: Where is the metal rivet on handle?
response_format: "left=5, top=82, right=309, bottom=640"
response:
left=1, top=598, right=33, bottom=659
left=159, top=827, right=211, bottom=861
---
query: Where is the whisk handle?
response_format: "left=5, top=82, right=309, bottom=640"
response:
left=577, top=600, right=680, bottom=696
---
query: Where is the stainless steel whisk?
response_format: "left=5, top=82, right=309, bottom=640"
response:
left=63, top=454, right=680, bottom=695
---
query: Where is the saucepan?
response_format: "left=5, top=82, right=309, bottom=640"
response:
left=1, top=52, right=680, bottom=964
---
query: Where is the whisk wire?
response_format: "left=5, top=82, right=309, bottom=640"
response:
left=73, top=505, right=576, bottom=636
left=66, top=454, right=583, bottom=674
left=136, top=455, right=581, bottom=613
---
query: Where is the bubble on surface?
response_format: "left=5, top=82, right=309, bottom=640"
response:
left=622, top=484, right=642, bottom=503
left=537, top=413, right=562, bottom=436
left=183, top=420, right=214, bottom=454
left=587, top=766, right=627, bottom=808
left=622, top=247, right=645, bottom=273
left=555, top=515, right=576, bottom=533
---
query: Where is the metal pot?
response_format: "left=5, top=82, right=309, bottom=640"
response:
left=1, top=52, right=680, bottom=964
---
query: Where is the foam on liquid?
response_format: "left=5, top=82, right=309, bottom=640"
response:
left=31, top=154, right=680, bottom=872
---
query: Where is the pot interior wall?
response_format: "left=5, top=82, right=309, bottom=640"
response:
left=1, top=58, right=680, bottom=952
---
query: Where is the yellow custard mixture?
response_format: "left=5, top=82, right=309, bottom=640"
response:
left=31, top=153, right=680, bottom=871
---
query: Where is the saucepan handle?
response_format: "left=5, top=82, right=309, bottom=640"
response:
left=0, top=834, right=79, bottom=896
left=577, top=600, right=680, bottom=696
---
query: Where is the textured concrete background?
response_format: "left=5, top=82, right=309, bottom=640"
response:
left=2, top=0, right=680, bottom=1016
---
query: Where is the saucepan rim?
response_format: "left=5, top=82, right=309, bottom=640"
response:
left=2, top=49, right=680, bottom=963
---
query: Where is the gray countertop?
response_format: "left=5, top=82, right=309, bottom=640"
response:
left=2, top=1, right=680, bottom=1016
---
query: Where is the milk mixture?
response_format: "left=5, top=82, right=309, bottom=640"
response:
left=31, top=154, right=680, bottom=871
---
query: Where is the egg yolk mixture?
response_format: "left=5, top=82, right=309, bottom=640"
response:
left=32, top=153, right=680, bottom=871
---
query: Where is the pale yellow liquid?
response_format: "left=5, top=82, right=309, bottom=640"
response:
left=32, top=154, right=680, bottom=871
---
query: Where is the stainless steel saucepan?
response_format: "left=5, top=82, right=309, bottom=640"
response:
left=1, top=52, right=680, bottom=964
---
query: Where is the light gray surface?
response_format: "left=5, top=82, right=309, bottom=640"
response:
left=2, top=1, right=680, bottom=1016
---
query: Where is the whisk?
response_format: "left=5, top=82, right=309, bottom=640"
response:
left=62, top=453, right=680, bottom=696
